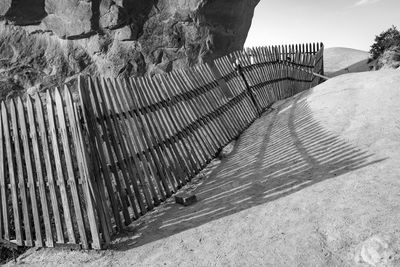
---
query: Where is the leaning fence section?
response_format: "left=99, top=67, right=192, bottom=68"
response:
left=215, top=43, right=324, bottom=112
left=77, top=63, right=259, bottom=235
left=0, top=42, right=324, bottom=250
left=0, top=88, right=101, bottom=249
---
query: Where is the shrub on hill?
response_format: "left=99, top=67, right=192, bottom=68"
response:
left=377, top=46, right=400, bottom=69
left=370, top=26, right=400, bottom=60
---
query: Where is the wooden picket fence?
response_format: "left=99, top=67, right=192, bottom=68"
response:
left=0, top=43, right=324, bottom=249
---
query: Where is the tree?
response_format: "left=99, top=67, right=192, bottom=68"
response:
left=370, top=26, right=400, bottom=60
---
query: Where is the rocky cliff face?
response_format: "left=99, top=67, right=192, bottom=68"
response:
left=0, top=0, right=260, bottom=100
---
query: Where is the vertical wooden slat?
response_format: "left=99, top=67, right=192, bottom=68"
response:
left=10, top=99, right=32, bottom=246
left=0, top=104, right=2, bottom=239
left=0, top=103, right=8, bottom=241
left=35, top=93, right=64, bottom=244
left=2, top=102, right=19, bottom=244
left=27, top=96, right=53, bottom=247
left=64, top=85, right=104, bottom=249
left=17, top=98, right=42, bottom=247
left=55, top=87, right=88, bottom=248
left=47, top=90, right=76, bottom=244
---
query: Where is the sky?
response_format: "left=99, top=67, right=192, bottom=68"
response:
left=245, top=0, right=400, bottom=51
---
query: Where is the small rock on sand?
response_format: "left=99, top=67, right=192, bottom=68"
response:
left=354, top=234, right=398, bottom=266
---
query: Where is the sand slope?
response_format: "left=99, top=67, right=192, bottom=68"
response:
left=11, top=70, right=400, bottom=267
left=324, top=47, right=372, bottom=77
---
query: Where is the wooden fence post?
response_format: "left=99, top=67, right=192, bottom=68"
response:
left=320, top=43, right=325, bottom=78
left=236, top=64, right=262, bottom=117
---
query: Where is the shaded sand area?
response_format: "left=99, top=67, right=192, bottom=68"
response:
left=11, top=70, right=400, bottom=266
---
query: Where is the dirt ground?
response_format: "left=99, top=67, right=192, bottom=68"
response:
left=8, top=69, right=400, bottom=266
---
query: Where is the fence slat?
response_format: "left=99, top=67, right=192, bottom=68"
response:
left=0, top=102, right=8, bottom=241
left=47, top=90, right=76, bottom=244
left=2, top=101, right=21, bottom=244
left=17, top=98, right=42, bottom=247
left=79, top=77, right=123, bottom=232
left=35, top=93, right=64, bottom=244
left=10, top=100, right=32, bottom=246
left=64, top=86, right=105, bottom=249
left=27, top=96, right=53, bottom=247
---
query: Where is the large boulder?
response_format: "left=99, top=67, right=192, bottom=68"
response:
left=0, top=0, right=260, bottom=100
left=43, top=0, right=93, bottom=38
left=0, top=0, right=12, bottom=16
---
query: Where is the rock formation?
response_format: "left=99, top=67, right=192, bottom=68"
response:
left=0, top=0, right=260, bottom=100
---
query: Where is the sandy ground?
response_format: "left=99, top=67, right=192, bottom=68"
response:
left=9, top=70, right=400, bottom=267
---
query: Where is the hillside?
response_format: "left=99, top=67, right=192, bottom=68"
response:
left=10, top=70, right=400, bottom=266
left=324, top=47, right=372, bottom=77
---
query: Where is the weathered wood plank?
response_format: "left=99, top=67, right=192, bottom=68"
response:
left=35, top=93, right=64, bottom=244
left=17, top=98, right=42, bottom=247
left=26, top=96, right=53, bottom=247
left=64, top=85, right=104, bottom=249
left=55, top=87, right=88, bottom=248
left=1, top=102, right=20, bottom=244
left=0, top=102, right=8, bottom=241
left=47, top=90, right=76, bottom=244
left=10, top=99, right=32, bottom=246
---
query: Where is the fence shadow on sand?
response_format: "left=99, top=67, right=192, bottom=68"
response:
left=111, top=91, right=385, bottom=250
